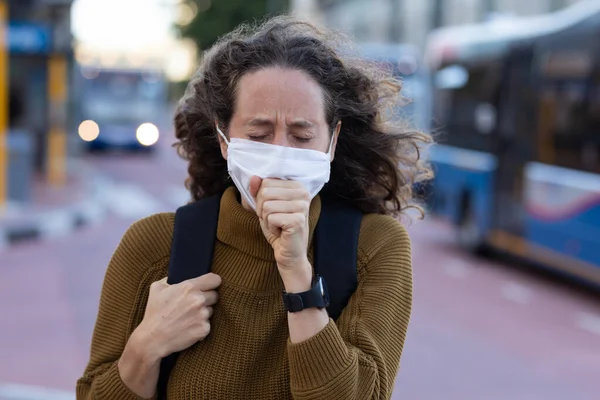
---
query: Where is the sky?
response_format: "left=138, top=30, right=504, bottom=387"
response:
left=71, top=0, right=177, bottom=51
left=70, top=0, right=198, bottom=80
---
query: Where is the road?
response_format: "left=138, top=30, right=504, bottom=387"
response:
left=1, top=139, right=599, bottom=400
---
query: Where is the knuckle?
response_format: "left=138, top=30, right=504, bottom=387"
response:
left=200, top=307, right=209, bottom=319
left=181, top=281, right=194, bottom=293
left=300, top=190, right=311, bottom=202
left=262, top=201, right=272, bottom=214
left=207, top=273, right=222, bottom=286
left=192, top=294, right=206, bottom=308
left=202, top=322, right=211, bottom=336
left=297, top=200, right=309, bottom=212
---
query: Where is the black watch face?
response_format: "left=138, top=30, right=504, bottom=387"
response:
left=317, top=276, right=330, bottom=304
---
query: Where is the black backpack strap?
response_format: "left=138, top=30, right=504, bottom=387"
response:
left=314, top=192, right=363, bottom=321
left=156, top=193, right=222, bottom=399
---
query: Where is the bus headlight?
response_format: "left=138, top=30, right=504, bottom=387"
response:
left=78, top=120, right=100, bottom=142
left=136, top=123, right=159, bottom=146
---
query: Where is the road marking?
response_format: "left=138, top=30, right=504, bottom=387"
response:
left=101, top=183, right=162, bottom=219
left=576, top=312, right=600, bottom=336
left=38, top=211, right=73, bottom=238
left=77, top=199, right=107, bottom=225
left=0, top=384, right=74, bottom=400
left=442, top=261, right=469, bottom=279
left=501, top=282, right=533, bottom=305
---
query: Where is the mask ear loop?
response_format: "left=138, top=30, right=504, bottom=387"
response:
left=216, top=125, right=230, bottom=146
left=216, top=125, right=232, bottom=181
left=327, top=125, right=339, bottom=155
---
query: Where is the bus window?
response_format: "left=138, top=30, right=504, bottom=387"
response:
left=537, top=49, right=600, bottom=173
left=432, top=60, right=502, bottom=152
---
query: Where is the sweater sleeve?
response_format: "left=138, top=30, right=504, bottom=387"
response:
left=76, top=213, right=174, bottom=400
left=287, top=214, right=413, bottom=400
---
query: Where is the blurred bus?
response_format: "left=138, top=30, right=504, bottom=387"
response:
left=358, top=42, right=431, bottom=131
left=75, top=66, right=168, bottom=152
left=425, top=1, right=600, bottom=287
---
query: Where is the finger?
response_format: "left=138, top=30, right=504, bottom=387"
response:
left=186, top=273, right=222, bottom=291
left=261, top=178, right=305, bottom=190
left=267, top=212, right=307, bottom=232
left=261, top=200, right=307, bottom=221
left=256, top=187, right=309, bottom=217
left=249, top=176, right=262, bottom=198
left=261, top=216, right=282, bottom=239
left=202, top=290, right=219, bottom=307
left=205, top=306, right=214, bottom=319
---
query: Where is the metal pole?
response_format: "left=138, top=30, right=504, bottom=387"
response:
left=431, top=0, right=443, bottom=29
left=481, top=0, right=495, bottom=21
left=46, top=4, right=68, bottom=186
left=47, top=54, right=67, bottom=186
left=388, top=0, right=402, bottom=42
left=0, top=0, right=7, bottom=207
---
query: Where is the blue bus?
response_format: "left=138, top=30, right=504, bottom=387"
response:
left=425, top=2, right=600, bottom=287
left=75, top=66, right=168, bottom=152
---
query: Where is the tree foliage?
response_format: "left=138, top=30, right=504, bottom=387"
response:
left=178, top=0, right=288, bottom=52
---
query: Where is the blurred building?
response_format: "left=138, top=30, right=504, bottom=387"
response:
left=1, top=0, right=74, bottom=204
left=293, top=0, right=584, bottom=49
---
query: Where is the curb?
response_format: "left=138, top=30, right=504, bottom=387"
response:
left=0, top=175, right=110, bottom=249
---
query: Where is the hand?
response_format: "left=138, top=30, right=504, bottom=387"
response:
left=135, top=273, right=222, bottom=360
left=251, top=177, right=312, bottom=282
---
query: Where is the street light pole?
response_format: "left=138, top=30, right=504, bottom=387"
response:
left=432, top=0, right=443, bottom=29
left=0, top=0, right=7, bottom=208
left=46, top=4, right=69, bottom=186
left=481, top=0, right=495, bottom=21
left=388, top=0, right=402, bottom=43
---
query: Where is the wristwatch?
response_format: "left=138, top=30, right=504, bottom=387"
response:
left=282, top=275, right=330, bottom=313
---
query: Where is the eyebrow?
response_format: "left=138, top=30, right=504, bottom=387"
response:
left=245, top=117, right=315, bottom=129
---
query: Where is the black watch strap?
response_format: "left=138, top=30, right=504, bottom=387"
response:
left=282, top=275, right=330, bottom=313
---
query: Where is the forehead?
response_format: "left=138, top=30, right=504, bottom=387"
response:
left=234, top=67, right=327, bottom=124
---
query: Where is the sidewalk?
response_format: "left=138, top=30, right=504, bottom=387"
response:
left=0, top=160, right=108, bottom=249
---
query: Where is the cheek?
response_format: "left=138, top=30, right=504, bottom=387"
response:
left=306, top=133, right=332, bottom=153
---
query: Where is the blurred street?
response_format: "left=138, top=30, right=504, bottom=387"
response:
left=1, top=139, right=599, bottom=400
left=2, top=0, right=600, bottom=399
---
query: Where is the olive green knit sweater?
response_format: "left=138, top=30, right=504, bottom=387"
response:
left=76, top=187, right=413, bottom=399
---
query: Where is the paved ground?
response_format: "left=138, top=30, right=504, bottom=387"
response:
left=1, top=139, right=599, bottom=400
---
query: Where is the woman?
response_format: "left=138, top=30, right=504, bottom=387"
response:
left=76, top=15, right=432, bottom=400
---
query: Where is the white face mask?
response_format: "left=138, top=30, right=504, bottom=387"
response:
left=217, top=126, right=335, bottom=211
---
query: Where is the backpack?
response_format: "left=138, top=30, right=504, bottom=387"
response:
left=156, top=190, right=363, bottom=399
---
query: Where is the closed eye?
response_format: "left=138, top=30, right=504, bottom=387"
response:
left=248, top=134, right=269, bottom=141
left=294, top=136, right=312, bottom=143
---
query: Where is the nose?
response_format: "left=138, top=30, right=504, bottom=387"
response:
left=272, top=130, right=291, bottom=147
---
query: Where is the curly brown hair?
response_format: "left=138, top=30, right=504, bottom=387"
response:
left=174, top=15, right=433, bottom=217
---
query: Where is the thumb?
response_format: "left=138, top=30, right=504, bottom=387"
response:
left=249, top=176, right=262, bottom=198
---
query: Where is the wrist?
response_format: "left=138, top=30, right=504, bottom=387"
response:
left=118, top=325, right=162, bottom=399
left=279, top=260, right=313, bottom=293
left=127, top=324, right=164, bottom=365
